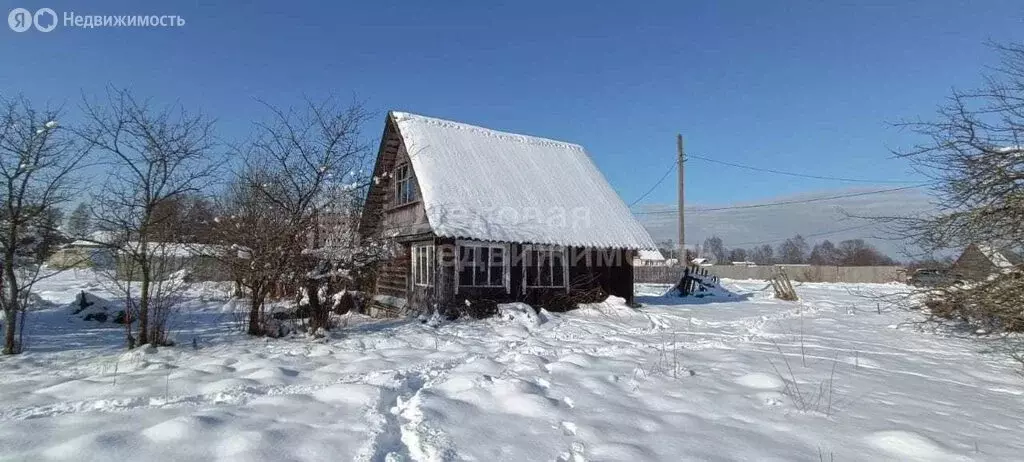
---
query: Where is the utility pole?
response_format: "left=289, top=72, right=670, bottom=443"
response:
left=677, top=134, right=685, bottom=265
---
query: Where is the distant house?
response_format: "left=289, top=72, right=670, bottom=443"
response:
left=358, top=112, right=658, bottom=316
left=632, top=249, right=666, bottom=267
left=47, top=240, right=111, bottom=269
left=953, top=244, right=1023, bottom=280
left=46, top=231, right=117, bottom=269
left=115, top=242, right=231, bottom=282
left=690, top=258, right=713, bottom=267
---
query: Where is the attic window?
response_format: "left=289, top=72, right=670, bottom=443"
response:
left=394, top=164, right=416, bottom=205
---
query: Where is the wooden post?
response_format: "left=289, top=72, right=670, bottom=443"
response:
left=676, top=134, right=685, bottom=265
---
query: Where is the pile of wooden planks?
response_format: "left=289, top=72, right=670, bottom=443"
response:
left=770, top=267, right=799, bottom=301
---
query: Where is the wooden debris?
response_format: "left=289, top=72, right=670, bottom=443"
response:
left=770, top=267, right=799, bottom=301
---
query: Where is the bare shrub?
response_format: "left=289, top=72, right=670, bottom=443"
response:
left=768, top=340, right=839, bottom=416
left=925, top=275, right=1024, bottom=332
left=652, top=333, right=693, bottom=379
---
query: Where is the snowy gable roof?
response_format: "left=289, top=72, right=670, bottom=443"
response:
left=976, top=244, right=1022, bottom=269
left=391, top=112, right=657, bottom=250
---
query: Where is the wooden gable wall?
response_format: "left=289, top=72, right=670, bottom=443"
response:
left=359, top=114, right=431, bottom=240
left=360, top=114, right=433, bottom=307
left=953, top=244, right=999, bottom=281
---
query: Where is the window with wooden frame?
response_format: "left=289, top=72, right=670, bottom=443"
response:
left=394, top=163, right=416, bottom=205
left=524, top=245, right=568, bottom=289
left=457, top=242, right=507, bottom=290
left=411, top=242, right=434, bottom=287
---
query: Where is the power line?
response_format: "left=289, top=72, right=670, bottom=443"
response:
left=686, top=153, right=916, bottom=184
left=628, top=161, right=677, bottom=207
left=625, top=151, right=920, bottom=209
left=633, top=185, right=925, bottom=215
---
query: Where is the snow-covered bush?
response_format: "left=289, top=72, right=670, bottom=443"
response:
left=331, top=290, right=365, bottom=315
left=495, top=302, right=546, bottom=329
left=445, top=298, right=499, bottom=320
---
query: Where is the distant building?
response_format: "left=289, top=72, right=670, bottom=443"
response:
left=115, top=242, right=231, bottom=281
left=690, top=257, right=713, bottom=267
left=633, top=249, right=666, bottom=267
left=46, top=233, right=231, bottom=282
left=731, top=261, right=757, bottom=267
left=45, top=231, right=117, bottom=269
left=952, top=244, right=1022, bottom=280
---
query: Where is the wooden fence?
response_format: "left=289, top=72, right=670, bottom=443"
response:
left=634, top=265, right=906, bottom=284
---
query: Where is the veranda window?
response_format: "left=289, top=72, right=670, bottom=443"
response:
left=411, top=242, right=434, bottom=287
left=457, top=242, right=507, bottom=289
left=524, top=245, right=567, bottom=289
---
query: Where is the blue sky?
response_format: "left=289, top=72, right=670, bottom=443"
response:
left=2, top=0, right=1023, bottom=248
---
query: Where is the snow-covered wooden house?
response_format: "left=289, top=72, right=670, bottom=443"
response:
left=359, top=112, right=658, bottom=316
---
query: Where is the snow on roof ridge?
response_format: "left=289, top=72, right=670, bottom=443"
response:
left=391, top=111, right=585, bottom=153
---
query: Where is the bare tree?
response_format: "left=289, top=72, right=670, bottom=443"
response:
left=887, top=42, right=1024, bottom=337
left=777, top=235, right=809, bottom=264
left=78, top=88, right=220, bottom=347
left=214, top=97, right=382, bottom=336
left=749, top=244, right=774, bottom=266
left=305, top=171, right=393, bottom=323
left=211, top=172, right=298, bottom=336
left=0, top=97, right=87, bottom=354
left=808, top=240, right=840, bottom=265
left=834, top=239, right=894, bottom=266
left=892, top=43, right=1024, bottom=253
left=66, top=201, right=92, bottom=238
left=727, top=247, right=748, bottom=263
left=702, top=236, right=726, bottom=264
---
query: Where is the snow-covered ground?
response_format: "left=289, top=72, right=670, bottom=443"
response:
left=1, top=271, right=1022, bottom=461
